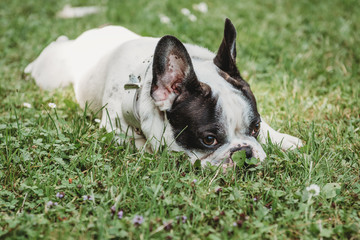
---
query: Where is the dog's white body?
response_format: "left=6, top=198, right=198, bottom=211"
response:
left=25, top=23, right=302, bottom=166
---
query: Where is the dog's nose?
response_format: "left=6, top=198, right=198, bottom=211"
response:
left=230, top=145, right=253, bottom=159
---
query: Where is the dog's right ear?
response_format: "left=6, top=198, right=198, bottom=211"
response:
left=151, top=35, right=204, bottom=111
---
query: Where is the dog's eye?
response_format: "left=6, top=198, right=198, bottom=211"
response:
left=202, top=135, right=218, bottom=146
left=251, top=122, right=261, bottom=137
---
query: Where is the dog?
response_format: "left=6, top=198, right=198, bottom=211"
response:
left=25, top=18, right=302, bottom=167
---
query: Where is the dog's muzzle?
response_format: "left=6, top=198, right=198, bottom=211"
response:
left=230, top=145, right=253, bottom=159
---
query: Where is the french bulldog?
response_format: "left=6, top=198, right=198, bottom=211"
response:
left=25, top=18, right=302, bottom=167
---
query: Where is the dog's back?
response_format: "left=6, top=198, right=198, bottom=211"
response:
left=25, top=26, right=140, bottom=90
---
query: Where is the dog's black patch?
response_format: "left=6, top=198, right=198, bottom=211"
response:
left=166, top=90, right=226, bottom=151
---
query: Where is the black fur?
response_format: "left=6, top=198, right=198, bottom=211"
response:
left=214, top=18, right=260, bottom=122
left=166, top=92, right=226, bottom=151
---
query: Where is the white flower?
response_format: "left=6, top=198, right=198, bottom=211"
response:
left=306, top=184, right=320, bottom=196
left=188, top=14, right=197, bottom=22
left=48, top=103, right=57, bottom=109
left=23, top=102, right=32, bottom=108
left=159, top=14, right=171, bottom=24
left=180, top=8, right=197, bottom=22
left=94, top=118, right=101, bottom=123
left=181, top=8, right=191, bottom=16
left=193, top=2, right=208, bottom=13
left=57, top=4, right=104, bottom=19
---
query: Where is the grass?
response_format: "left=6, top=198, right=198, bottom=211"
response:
left=0, top=0, right=359, bottom=239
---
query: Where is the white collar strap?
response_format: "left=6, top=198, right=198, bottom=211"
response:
left=121, top=57, right=153, bottom=134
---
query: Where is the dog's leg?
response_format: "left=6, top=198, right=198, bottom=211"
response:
left=100, top=109, right=149, bottom=151
left=258, top=118, right=303, bottom=150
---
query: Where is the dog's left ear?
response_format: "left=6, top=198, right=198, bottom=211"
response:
left=214, top=18, right=240, bottom=77
left=151, top=35, right=205, bottom=111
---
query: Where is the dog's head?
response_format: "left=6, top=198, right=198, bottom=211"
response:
left=150, top=18, right=266, bottom=166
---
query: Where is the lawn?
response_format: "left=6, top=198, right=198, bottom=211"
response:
left=1, top=0, right=359, bottom=239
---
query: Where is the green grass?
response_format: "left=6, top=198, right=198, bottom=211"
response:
left=1, top=0, right=359, bottom=239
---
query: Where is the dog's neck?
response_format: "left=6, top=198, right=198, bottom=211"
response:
left=121, top=56, right=153, bottom=134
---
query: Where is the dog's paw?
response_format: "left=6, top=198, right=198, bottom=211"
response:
left=278, top=133, right=303, bottom=150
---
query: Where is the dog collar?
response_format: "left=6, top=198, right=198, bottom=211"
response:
left=122, top=57, right=153, bottom=134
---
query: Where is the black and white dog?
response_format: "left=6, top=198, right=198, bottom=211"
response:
left=25, top=19, right=302, bottom=167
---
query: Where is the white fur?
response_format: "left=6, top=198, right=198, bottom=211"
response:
left=258, top=119, right=303, bottom=150
left=25, top=25, right=303, bottom=166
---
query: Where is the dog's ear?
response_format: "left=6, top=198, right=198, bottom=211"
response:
left=214, top=18, right=240, bottom=77
left=214, top=19, right=259, bottom=111
left=151, top=35, right=206, bottom=111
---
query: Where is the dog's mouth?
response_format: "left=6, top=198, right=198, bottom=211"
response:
left=221, top=151, right=261, bottom=171
left=195, top=143, right=263, bottom=167
left=221, top=158, right=235, bottom=172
